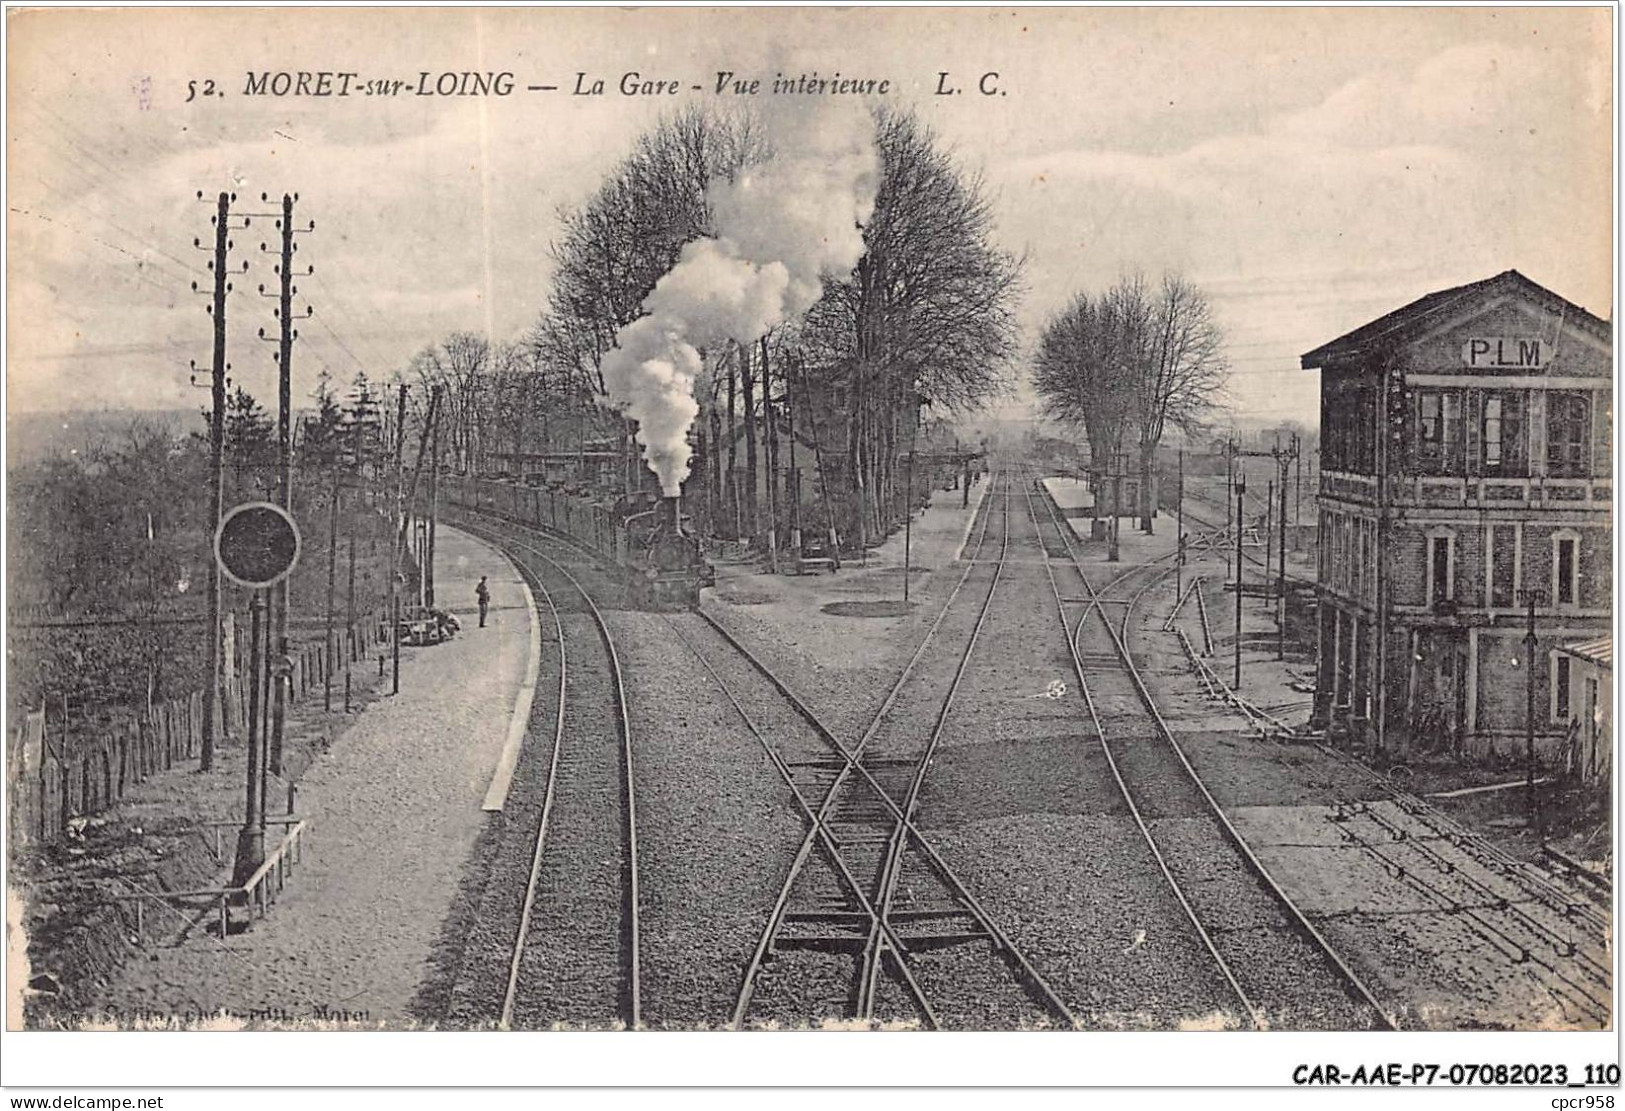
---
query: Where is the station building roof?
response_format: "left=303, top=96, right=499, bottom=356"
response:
left=1558, top=637, right=1613, bottom=670
left=1301, top=269, right=1610, bottom=369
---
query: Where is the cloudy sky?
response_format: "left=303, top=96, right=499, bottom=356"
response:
left=6, top=6, right=1613, bottom=426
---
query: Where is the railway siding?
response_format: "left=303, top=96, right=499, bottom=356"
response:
left=1123, top=490, right=1611, bottom=1030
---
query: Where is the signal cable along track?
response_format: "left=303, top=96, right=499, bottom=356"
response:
left=455, top=517, right=642, bottom=1029
left=1021, top=468, right=1396, bottom=1030
left=710, top=471, right=1078, bottom=1029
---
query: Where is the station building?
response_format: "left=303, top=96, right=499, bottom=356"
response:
left=1301, top=270, right=1612, bottom=762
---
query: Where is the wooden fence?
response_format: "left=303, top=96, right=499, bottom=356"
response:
left=8, top=611, right=389, bottom=848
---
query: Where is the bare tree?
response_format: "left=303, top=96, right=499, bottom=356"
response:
left=1131, top=274, right=1227, bottom=532
left=1032, top=286, right=1140, bottom=481
left=799, top=106, right=1022, bottom=543
left=1033, top=274, right=1226, bottom=533
left=543, top=106, right=764, bottom=503
left=539, top=104, right=1019, bottom=548
left=406, top=332, right=490, bottom=474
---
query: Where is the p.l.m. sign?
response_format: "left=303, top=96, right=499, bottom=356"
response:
left=1461, top=337, right=1553, bottom=370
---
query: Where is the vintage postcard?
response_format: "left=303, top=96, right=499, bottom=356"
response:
left=4, top=3, right=1616, bottom=1092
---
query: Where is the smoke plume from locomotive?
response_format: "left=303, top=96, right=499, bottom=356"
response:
left=600, top=105, right=878, bottom=495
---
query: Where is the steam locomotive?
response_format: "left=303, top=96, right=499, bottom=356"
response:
left=439, top=475, right=714, bottom=608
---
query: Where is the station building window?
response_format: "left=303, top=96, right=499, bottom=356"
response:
left=1418, top=391, right=1463, bottom=474
left=1426, top=528, right=1456, bottom=610
left=1552, top=529, right=1580, bottom=606
left=1481, top=392, right=1526, bottom=475
left=1489, top=524, right=1518, bottom=608
left=1547, top=392, right=1591, bottom=477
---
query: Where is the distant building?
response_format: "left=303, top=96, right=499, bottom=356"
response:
left=1301, top=270, right=1611, bottom=761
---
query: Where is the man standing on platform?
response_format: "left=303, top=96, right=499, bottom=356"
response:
left=475, top=576, right=490, bottom=628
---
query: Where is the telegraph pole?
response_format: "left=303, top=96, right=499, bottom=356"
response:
left=1176, top=448, right=1185, bottom=602
left=391, top=383, right=407, bottom=695
left=1293, top=432, right=1303, bottom=550
left=324, top=483, right=340, bottom=712
left=269, top=194, right=295, bottom=775
left=1234, top=472, right=1246, bottom=690
left=427, top=404, right=440, bottom=607
left=1265, top=479, right=1274, bottom=600
left=1278, top=469, right=1289, bottom=660
left=199, top=191, right=232, bottom=771
left=1270, top=436, right=1298, bottom=660
left=903, top=413, right=918, bottom=603
left=240, top=192, right=312, bottom=773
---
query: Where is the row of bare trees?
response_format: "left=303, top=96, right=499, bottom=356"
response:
left=1033, top=273, right=1227, bottom=531
left=397, top=105, right=1020, bottom=551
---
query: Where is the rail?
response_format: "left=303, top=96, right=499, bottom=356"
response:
left=857, top=468, right=1013, bottom=1022
left=455, top=515, right=642, bottom=1030
left=726, top=466, right=1005, bottom=1028
left=692, top=474, right=1078, bottom=1029
left=1024, top=466, right=1397, bottom=1030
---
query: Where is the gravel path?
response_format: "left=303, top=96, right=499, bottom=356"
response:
left=93, top=528, right=532, bottom=1027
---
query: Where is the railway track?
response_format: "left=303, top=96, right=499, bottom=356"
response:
left=453, top=516, right=642, bottom=1029
left=1163, top=485, right=1611, bottom=1024
left=1168, top=630, right=1614, bottom=1024
left=1179, top=479, right=1317, bottom=590
left=679, top=471, right=1078, bottom=1029
left=1022, top=467, right=1395, bottom=1030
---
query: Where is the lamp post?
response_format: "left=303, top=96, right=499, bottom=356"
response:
left=1517, top=587, right=1547, bottom=841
